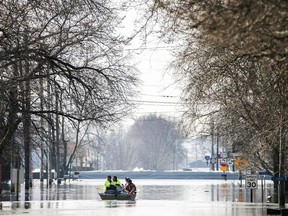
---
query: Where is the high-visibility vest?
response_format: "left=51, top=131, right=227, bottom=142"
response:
left=111, top=179, right=121, bottom=186
left=103, top=179, right=112, bottom=192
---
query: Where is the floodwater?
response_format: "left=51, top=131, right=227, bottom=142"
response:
left=0, top=179, right=279, bottom=216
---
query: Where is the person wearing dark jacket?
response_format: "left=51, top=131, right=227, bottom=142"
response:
left=125, top=178, right=136, bottom=195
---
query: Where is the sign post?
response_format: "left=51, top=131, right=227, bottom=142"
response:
left=245, top=174, right=258, bottom=202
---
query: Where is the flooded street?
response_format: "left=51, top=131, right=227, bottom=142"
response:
left=0, top=179, right=278, bottom=216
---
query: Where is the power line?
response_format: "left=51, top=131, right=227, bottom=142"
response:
left=124, top=45, right=181, bottom=51
left=140, top=93, right=179, bottom=98
left=130, top=99, right=185, bottom=106
left=131, top=110, right=185, bottom=115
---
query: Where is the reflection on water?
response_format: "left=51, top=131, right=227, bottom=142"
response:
left=104, top=200, right=136, bottom=208
left=0, top=179, right=275, bottom=216
left=3, top=179, right=274, bottom=203
left=137, top=179, right=273, bottom=203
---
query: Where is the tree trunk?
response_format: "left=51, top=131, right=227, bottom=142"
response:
left=23, top=30, right=31, bottom=193
left=273, top=146, right=279, bottom=203
left=39, top=78, right=44, bottom=181
left=279, top=129, right=286, bottom=208
left=23, top=71, right=31, bottom=192
left=55, top=90, right=60, bottom=179
left=62, top=116, right=67, bottom=176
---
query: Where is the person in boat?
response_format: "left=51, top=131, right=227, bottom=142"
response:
left=112, top=176, right=123, bottom=193
left=112, top=176, right=122, bottom=186
left=103, top=175, right=116, bottom=194
left=124, top=177, right=130, bottom=188
left=125, top=178, right=136, bottom=196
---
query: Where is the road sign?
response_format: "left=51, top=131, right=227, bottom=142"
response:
left=220, top=159, right=227, bottom=167
left=228, top=159, right=234, bottom=165
left=245, top=174, right=258, bottom=189
left=220, top=152, right=227, bottom=158
left=220, top=166, right=227, bottom=171
left=234, top=157, right=248, bottom=171
left=210, top=158, right=216, bottom=164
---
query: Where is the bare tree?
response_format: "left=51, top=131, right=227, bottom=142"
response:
left=126, top=114, right=185, bottom=171
left=0, top=0, right=138, bottom=191
left=137, top=0, right=288, bottom=205
left=103, top=126, right=137, bottom=170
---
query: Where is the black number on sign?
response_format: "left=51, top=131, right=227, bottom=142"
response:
left=247, top=182, right=257, bottom=188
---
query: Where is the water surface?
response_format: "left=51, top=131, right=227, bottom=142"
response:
left=0, top=179, right=277, bottom=216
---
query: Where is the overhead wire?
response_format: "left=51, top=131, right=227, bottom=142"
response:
left=129, top=99, right=185, bottom=107
left=140, top=93, right=179, bottom=98
left=124, top=45, right=181, bottom=51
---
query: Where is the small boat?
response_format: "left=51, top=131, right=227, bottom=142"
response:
left=98, top=192, right=136, bottom=201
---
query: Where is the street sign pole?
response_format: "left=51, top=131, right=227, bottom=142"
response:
left=245, top=174, right=258, bottom=203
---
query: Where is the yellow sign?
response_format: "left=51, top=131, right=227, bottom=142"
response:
left=234, top=157, right=248, bottom=171
left=220, top=166, right=227, bottom=172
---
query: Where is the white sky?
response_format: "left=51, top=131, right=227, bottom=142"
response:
left=114, top=3, right=211, bottom=162
left=118, top=4, right=184, bottom=124
left=130, top=41, right=183, bottom=118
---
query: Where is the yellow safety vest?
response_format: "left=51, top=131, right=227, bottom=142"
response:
left=103, top=179, right=112, bottom=192
left=111, top=179, right=121, bottom=186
